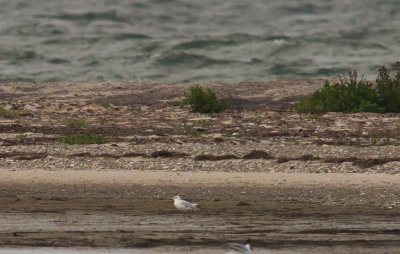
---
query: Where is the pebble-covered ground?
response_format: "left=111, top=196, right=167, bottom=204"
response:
left=1, top=80, right=400, bottom=174
left=1, top=142, right=400, bottom=174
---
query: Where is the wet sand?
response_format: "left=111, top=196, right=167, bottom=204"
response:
left=2, top=246, right=400, bottom=254
left=1, top=170, right=400, bottom=252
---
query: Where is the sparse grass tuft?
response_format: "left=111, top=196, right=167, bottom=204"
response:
left=193, top=120, right=211, bottom=127
left=292, top=139, right=300, bottom=145
left=0, top=106, right=20, bottom=118
left=248, top=117, right=264, bottom=124
left=370, top=136, right=392, bottom=146
left=16, top=133, right=28, bottom=140
left=101, top=103, right=111, bottom=109
left=180, top=86, right=228, bottom=113
left=111, top=133, right=118, bottom=141
left=222, top=132, right=233, bottom=138
left=382, top=136, right=391, bottom=146
left=309, top=113, right=318, bottom=120
left=59, top=133, right=107, bottom=145
left=66, top=119, right=87, bottom=128
left=183, top=124, right=200, bottom=137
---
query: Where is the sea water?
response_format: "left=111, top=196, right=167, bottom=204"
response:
left=0, top=0, right=399, bottom=83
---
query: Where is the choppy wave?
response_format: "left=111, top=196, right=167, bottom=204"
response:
left=155, top=52, right=234, bottom=68
left=0, top=0, right=399, bottom=83
left=38, top=10, right=127, bottom=23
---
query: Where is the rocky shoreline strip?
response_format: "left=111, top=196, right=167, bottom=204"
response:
left=1, top=80, right=400, bottom=175
left=1, top=142, right=400, bottom=173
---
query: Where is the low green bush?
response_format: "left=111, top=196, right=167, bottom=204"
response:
left=376, top=64, right=400, bottom=112
left=294, top=63, right=400, bottom=113
left=0, top=106, right=20, bottom=118
left=180, top=86, right=228, bottom=113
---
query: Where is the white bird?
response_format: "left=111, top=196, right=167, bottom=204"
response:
left=172, top=195, right=199, bottom=213
left=228, top=243, right=252, bottom=254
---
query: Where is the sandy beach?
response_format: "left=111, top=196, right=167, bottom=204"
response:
left=1, top=170, right=400, bottom=203
left=1, top=80, right=400, bottom=252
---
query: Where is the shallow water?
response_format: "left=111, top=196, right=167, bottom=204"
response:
left=0, top=0, right=399, bottom=83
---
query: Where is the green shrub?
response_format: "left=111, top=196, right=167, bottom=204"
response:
left=0, top=106, right=20, bottom=118
left=376, top=64, right=400, bottom=112
left=294, top=63, right=400, bottom=113
left=59, top=133, right=107, bottom=145
left=180, top=86, right=227, bottom=113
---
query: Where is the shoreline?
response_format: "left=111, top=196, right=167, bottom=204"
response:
left=2, top=170, right=400, bottom=187
left=1, top=81, right=400, bottom=249
left=1, top=170, right=399, bottom=208
left=1, top=170, right=400, bottom=249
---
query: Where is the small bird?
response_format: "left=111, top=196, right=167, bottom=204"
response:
left=228, top=243, right=252, bottom=254
left=172, top=195, right=199, bottom=213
